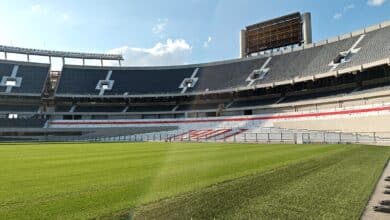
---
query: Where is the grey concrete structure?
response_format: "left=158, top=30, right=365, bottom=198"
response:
left=301, top=12, right=312, bottom=45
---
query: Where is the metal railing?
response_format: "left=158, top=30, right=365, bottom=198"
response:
left=2, top=128, right=390, bottom=146
left=39, top=130, right=390, bottom=146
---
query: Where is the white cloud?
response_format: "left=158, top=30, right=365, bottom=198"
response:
left=30, top=4, right=70, bottom=23
left=333, top=4, right=355, bottom=20
left=59, top=13, right=71, bottom=23
left=152, top=18, right=168, bottom=35
left=108, top=39, right=192, bottom=66
left=344, top=4, right=355, bottom=11
left=203, top=36, right=212, bottom=48
left=31, top=4, right=48, bottom=15
left=31, top=4, right=42, bottom=12
left=333, top=13, right=343, bottom=20
left=367, top=0, right=386, bottom=6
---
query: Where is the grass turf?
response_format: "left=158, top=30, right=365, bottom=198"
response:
left=0, top=142, right=388, bottom=219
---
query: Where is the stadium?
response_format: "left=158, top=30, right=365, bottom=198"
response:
left=0, top=2, right=390, bottom=219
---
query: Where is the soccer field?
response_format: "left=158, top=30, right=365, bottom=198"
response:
left=0, top=142, right=388, bottom=219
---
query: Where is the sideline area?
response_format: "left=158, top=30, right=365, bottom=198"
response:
left=362, top=160, right=390, bottom=220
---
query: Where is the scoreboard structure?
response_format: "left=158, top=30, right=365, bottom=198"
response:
left=240, top=12, right=312, bottom=58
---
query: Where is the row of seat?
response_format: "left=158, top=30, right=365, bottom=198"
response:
left=0, top=61, right=49, bottom=95
left=0, top=118, right=46, bottom=128
left=0, top=25, right=387, bottom=98
left=2, top=72, right=390, bottom=114
left=54, top=25, right=389, bottom=96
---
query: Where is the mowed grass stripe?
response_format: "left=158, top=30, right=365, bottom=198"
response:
left=0, top=143, right=337, bottom=188
left=0, top=143, right=375, bottom=219
left=131, top=145, right=389, bottom=220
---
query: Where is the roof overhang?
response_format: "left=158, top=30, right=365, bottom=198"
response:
left=0, top=45, right=123, bottom=60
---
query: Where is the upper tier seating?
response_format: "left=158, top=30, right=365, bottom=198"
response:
left=56, top=68, right=108, bottom=95
left=0, top=61, right=49, bottom=95
left=188, top=58, right=268, bottom=92
left=257, top=36, right=358, bottom=84
left=105, top=68, right=194, bottom=95
left=0, top=62, right=13, bottom=83
left=57, top=67, right=195, bottom=95
left=259, top=26, right=390, bottom=84
left=54, top=25, right=389, bottom=97
left=336, top=26, right=390, bottom=69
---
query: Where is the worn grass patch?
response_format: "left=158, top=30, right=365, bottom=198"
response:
left=0, top=142, right=387, bottom=219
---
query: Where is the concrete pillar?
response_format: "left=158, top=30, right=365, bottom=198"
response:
left=302, top=12, right=312, bottom=45
left=239, top=29, right=246, bottom=58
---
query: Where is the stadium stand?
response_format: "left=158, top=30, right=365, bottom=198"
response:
left=337, top=26, right=390, bottom=69
left=0, top=118, right=46, bottom=128
left=0, top=104, right=40, bottom=112
left=0, top=60, right=49, bottom=95
left=126, top=105, right=175, bottom=112
left=0, top=63, right=14, bottom=93
left=281, top=86, right=357, bottom=103
left=74, top=105, right=126, bottom=112
left=53, top=24, right=390, bottom=98
left=188, top=58, right=268, bottom=92
left=56, top=67, right=108, bottom=95
left=176, top=103, right=222, bottom=111
left=258, top=36, right=359, bottom=83
left=55, top=105, right=73, bottom=112
left=229, top=96, right=281, bottom=108
left=56, top=66, right=195, bottom=96
left=0, top=20, right=389, bottom=142
left=11, top=65, right=49, bottom=94
left=168, top=129, right=242, bottom=141
left=105, top=68, right=195, bottom=95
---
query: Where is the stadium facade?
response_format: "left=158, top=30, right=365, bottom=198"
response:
left=0, top=17, right=389, bottom=143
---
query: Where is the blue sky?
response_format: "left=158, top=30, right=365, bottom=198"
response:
left=0, top=0, right=389, bottom=66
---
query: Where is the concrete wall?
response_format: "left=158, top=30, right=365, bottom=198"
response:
left=274, top=115, right=390, bottom=133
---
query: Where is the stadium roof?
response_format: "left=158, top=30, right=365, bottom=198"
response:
left=0, top=45, right=123, bottom=61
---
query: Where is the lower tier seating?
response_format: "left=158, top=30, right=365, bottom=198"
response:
left=0, top=119, right=46, bottom=128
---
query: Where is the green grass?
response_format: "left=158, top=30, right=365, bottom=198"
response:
left=0, top=142, right=388, bottom=219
